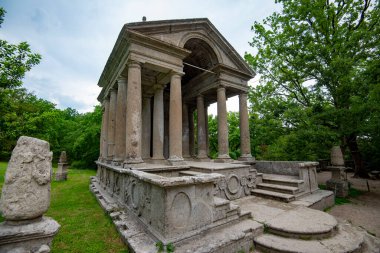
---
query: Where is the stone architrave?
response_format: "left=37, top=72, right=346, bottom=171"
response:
left=0, top=136, right=60, bottom=253
left=55, top=151, right=69, bottom=181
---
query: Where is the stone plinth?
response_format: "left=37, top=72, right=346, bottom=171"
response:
left=0, top=136, right=60, bottom=253
left=0, top=217, right=60, bottom=253
left=326, top=166, right=349, bottom=197
left=326, top=178, right=349, bottom=198
left=55, top=151, right=69, bottom=181
left=326, top=146, right=349, bottom=198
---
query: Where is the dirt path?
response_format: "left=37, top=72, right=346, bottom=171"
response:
left=317, top=171, right=380, bottom=237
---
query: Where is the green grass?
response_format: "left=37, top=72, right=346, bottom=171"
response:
left=319, top=184, right=363, bottom=206
left=0, top=161, right=128, bottom=253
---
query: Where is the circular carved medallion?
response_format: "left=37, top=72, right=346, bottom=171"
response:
left=227, top=174, right=240, bottom=194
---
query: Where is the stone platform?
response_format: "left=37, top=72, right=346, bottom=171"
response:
left=233, top=196, right=380, bottom=253
left=91, top=161, right=380, bottom=253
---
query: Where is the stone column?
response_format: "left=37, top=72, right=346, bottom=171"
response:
left=107, top=88, right=117, bottom=162
left=168, top=72, right=184, bottom=164
left=239, top=92, right=253, bottom=161
left=197, top=95, right=208, bottom=159
left=216, top=86, right=231, bottom=162
left=189, top=107, right=195, bottom=157
left=205, top=105, right=209, bottom=156
left=101, top=98, right=110, bottom=161
left=113, top=77, right=127, bottom=165
left=99, top=104, right=105, bottom=161
left=142, top=96, right=152, bottom=159
left=124, top=61, right=143, bottom=165
left=152, top=85, right=165, bottom=160
left=182, top=103, right=191, bottom=158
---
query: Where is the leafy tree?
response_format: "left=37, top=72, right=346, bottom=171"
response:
left=245, top=0, right=380, bottom=176
left=0, top=7, right=41, bottom=89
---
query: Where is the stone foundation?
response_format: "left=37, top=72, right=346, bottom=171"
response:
left=0, top=217, right=60, bottom=253
left=326, top=179, right=349, bottom=198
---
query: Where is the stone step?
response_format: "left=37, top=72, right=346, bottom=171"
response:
left=251, top=189, right=295, bottom=202
left=177, top=219, right=263, bottom=253
left=254, top=222, right=364, bottom=253
left=262, top=174, right=304, bottom=187
left=257, top=183, right=300, bottom=195
left=265, top=206, right=338, bottom=240
left=179, top=170, right=205, bottom=176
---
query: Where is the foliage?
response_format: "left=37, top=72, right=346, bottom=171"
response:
left=0, top=7, right=41, bottom=89
left=207, top=112, right=243, bottom=160
left=0, top=162, right=128, bottom=252
left=245, top=0, right=380, bottom=174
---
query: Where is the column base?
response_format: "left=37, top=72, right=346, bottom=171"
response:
left=196, top=156, right=210, bottom=162
left=123, top=158, right=145, bottom=169
left=112, top=160, right=124, bottom=167
left=168, top=156, right=186, bottom=166
left=150, top=157, right=169, bottom=165
left=238, top=155, right=255, bottom=162
left=215, top=154, right=233, bottom=163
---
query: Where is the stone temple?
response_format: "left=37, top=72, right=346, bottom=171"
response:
left=91, top=18, right=380, bottom=252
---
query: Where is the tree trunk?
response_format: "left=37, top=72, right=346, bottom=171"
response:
left=345, top=133, right=368, bottom=178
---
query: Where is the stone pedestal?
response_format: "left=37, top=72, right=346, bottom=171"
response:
left=326, top=166, right=349, bottom=197
left=0, top=217, right=60, bottom=253
left=55, top=162, right=68, bottom=181
left=326, top=178, right=349, bottom=198
left=55, top=151, right=69, bottom=181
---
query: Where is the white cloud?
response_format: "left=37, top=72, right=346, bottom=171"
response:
left=1, top=0, right=278, bottom=113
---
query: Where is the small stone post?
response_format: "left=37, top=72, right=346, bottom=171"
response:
left=0, top=136, right=60, bottom=253
left=326, top=146, right=349, bottom=197
left=55, top=151, right=69, bottom=181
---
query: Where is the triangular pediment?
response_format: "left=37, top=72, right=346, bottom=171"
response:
left=125, top=18, right=255, bottom=78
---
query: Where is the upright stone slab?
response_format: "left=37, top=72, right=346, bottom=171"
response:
left=0, top=136, right=60, bottom=253
left=55, top=151, right=69, bottom=181
left=326, top=146, right=349, bottom=197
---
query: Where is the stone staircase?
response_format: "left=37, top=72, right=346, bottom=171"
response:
left=252, top=205, right=374, bottom=253
left=252, top=174, right=305, bottom=202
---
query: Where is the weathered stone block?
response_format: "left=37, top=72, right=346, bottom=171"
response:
left=1, top=136, right=52, bottom=220
left=326, top=179, right=349, bottom=198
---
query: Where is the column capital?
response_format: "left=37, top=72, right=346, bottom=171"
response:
left=117, top=76, right=127, bottom=83
left=170, top=71, right=185, bottom=78
left=217, top=85, right=227, bottom=92
left=153, top=83, right=166, bottom=91
left=127, top=60, right=142, bottom=69
left=197, top=94, right=204, bottom=99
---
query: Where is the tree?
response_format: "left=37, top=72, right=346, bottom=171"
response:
left=0, top=7, right=41, bottom=89
left=245, top=0, right=380, bottom=177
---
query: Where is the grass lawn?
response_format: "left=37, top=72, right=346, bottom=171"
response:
left=0, top=161, right=128, bottom=253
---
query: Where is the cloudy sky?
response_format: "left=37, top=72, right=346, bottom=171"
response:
left=1, top=0, right=279, bottom=113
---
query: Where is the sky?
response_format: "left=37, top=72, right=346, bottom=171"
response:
left=1, top=0, right=279, bottom=114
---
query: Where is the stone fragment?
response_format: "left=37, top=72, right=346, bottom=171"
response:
left=330, top=146, right=344, bottom=166
left=0, top=136, right=59, bottom=253
left=55, top=151, right=69, bottom=181
left=0, top=136, right=52, bottom=221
